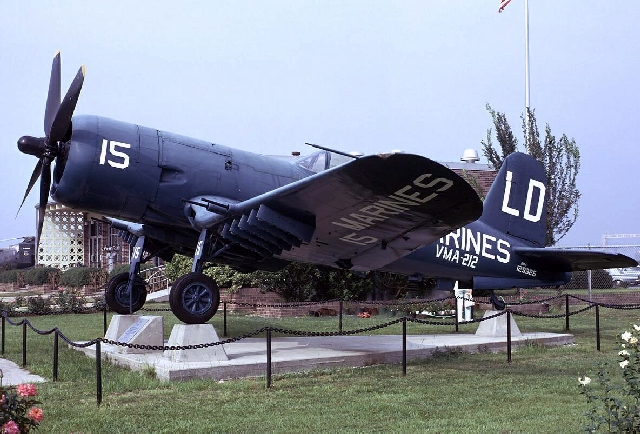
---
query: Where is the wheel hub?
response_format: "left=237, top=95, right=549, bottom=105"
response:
left=182, top=282, right=213, bottom=315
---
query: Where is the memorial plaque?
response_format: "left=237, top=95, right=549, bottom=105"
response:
left=119, top=317, right=152, bottom=343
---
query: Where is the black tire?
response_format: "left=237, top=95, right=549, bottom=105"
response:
left=169, top=273, right=220, bottom=324
left=105, top=272, right=147, bottom=314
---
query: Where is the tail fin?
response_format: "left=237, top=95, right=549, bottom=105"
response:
left=480, top=152, right=547, bottom=247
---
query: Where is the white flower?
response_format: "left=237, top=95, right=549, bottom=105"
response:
left=631, top=337, right=638, bottom=345
left=622, top=331, right=633, bottom=342
left=579, top=376, right=592, bottom=385
left=622, top=343, right=627, bottom=348
left=634, top=324, right=640, bottom=332
left=620, top=360, right=630, bottom=369
left=619, top=350, right=631, bottom=356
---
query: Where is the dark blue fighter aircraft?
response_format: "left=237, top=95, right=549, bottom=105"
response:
left=17, top=53, right=637, bottom=323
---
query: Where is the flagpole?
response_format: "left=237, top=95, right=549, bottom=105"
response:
left=524, top=0, right=531, bottom=146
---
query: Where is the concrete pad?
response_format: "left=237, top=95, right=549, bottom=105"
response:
left=165, top=324, right=228, bottom=362
left=74, top=330, right=573, bottom=382
left=475, top=310, right=522, bottom=337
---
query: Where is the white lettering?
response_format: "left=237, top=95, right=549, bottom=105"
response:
left=496, top=239, right=511, bottom=263
left=501, top=170, right=519, bottom=217
left=332, top=173, right=456, bottom=244
left=481, top=234, right=496, bottom=259
left=99, top=139, right=131, bottom=170
left=339, top=233, right=378, bottom=245
left=523, top=179, right=546, bottom=222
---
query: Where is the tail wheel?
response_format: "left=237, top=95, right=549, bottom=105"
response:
left=169, top=273, right=220, bottom=324
left=105, top=272, right=147, bottom=314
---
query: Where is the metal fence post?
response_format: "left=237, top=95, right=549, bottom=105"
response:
left=22, top=321, right=27, bottom=367
left=1, top=316, right=4, bottom=355
left=596, top=304, right=601, bottom=352
left=96, top=340, right=102, bottom=406
left=455, top=299, right=459, bottom=333
left=53, top=330, right=59, bottom=382
left=339, top=301, right=343, bottom=333
left=266, top=328, right=272, bottom=389
left=223, top=302, right=227, bottom=337
left=402, top=317, right=407, bottom=376
left=103, top=305, right=108, bottom=335
left=507, top=311, right=512, bottom=363
left=565, top=294, right=570, bottom=331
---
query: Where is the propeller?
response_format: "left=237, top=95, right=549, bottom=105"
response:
left=17, top=51, right=85, bottom=248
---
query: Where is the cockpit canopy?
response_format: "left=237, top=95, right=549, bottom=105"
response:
left=296, top=150, right=356, bottom=173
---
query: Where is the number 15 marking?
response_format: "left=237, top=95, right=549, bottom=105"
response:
left=99, top=139, right=131, bottom=169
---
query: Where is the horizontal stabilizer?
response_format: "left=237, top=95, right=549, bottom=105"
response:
left=515, top=247, right=638, bottom=272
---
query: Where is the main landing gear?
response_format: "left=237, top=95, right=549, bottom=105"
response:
left=169, top=229, right=220, bottom=324
left=105, top=230, right=221, bottom=324
left=105, top=235, right=148, bottom=315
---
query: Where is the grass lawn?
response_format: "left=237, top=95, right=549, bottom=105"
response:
left=0, top=302, right=637, bottom=433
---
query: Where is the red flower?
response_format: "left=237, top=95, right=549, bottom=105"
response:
left=28, top=407, right=44, bottom=423
left=2, top=420, right=20, bottom=434
left=16, top=383, right=37, bottom=397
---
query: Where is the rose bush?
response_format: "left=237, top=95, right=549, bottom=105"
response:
left=579, top=324, right=640, bottom=432
left=0, top=383, right=43, bottom=433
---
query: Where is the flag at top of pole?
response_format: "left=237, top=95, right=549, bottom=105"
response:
left=499, top=0, right=512, bottom=13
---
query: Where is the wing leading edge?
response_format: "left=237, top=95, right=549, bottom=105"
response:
left=515, top=247, right=638, bottom=272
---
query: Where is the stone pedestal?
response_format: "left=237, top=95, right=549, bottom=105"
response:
left=104, top=315, right=164, bottom=354
left=164, top=324, right=229, bottom=363
left=475, top=310, right=522, bottom=337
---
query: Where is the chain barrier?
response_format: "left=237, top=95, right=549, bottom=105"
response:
left=568, top=294, right=640, bottom=310
left=508, top=304, right=595, bottom=319
left=4, top=294, right=640, bottom=404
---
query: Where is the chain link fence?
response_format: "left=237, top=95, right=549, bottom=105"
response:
left=562, top=245, right=640, bottom=290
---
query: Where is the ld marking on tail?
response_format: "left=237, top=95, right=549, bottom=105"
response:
left=501, top=171, right=545, bottom=222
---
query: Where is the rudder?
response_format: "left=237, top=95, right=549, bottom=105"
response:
left=480, top=152, right=547, bottom=247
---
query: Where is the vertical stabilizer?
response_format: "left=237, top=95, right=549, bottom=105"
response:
left=480, top=152, right=546, bottom=247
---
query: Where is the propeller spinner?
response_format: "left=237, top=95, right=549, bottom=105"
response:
left=16, top=52, right=85, bottom=248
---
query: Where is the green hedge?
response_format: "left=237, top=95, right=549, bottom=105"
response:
left=0, top=270, right=19, bottom=283
left=108, top=263, right=154, bottom=279
left=24, top=268, right=60, bottom=285
left=60, top=267, right=108, bottom=287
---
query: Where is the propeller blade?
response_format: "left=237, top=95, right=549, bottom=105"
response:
left=36, top=160, right=52, bottom=250
left=44, top=51, right=61, bottom=136
left=16, top=159, right=43, bottom=217
left=49, top=65, right=85, bottom=143
left=35, top=204, right=45, bottom=254
left=39, top=159, right=52, bottom=210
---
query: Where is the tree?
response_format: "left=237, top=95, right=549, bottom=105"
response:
left=481, top=104, right=581, bottom=246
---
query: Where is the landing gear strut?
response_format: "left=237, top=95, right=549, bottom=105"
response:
left=105, top=235, right=148, bottom=315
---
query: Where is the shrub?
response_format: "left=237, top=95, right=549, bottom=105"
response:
left=26, top=296, right=51, bottom=315
left=54, top=288, right=87, bottom=313
left=60, top=267, right=108, bottom=288
left=0, top=270, right=19, bottom=284
left=108, top=263, right=154, bottom=279
left=580, top=325, right=640, bottom=431
left=23, top=268, right=59, bottom=286
left=0, top=383, right=43, bottom=432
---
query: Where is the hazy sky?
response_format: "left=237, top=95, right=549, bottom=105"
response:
left=1, top=1, right=638, bottom=248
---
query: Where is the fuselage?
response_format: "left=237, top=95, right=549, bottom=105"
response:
left=53, top=115, right=570, bottom=288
